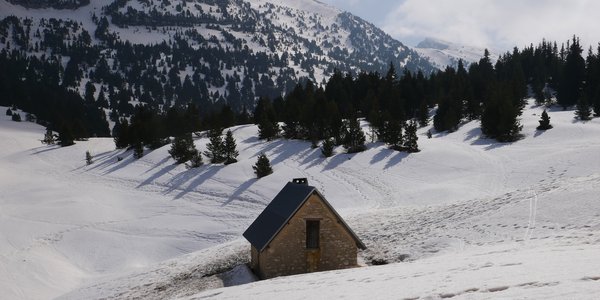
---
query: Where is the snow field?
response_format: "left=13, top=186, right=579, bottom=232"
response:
left=1, top=99, right=600, bottom=299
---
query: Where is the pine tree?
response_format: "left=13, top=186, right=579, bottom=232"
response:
left=133, top=142, right=144, bottom=159
left=321, top=138, right=334, bottom=157
left=384, top=119, right=403, bottom=151
left=533, top=84, right=545, bottom=106
left=403, top=120, right=420, bottom=152
left=253, top=153, right=273, bottom=178
left=58, top=125, right=75, bottom=147
left=223, top=130, right=239, bottom=165
left=257, top=115, right=280, bottom=141
left=594, top=90, right=600, bottom=116
left=11, top=112, right=21, bottom=122
left=5, top=108, right=11, bottom=116
left=558, top=36, right=586, bottom=108
left=204, top=128, right=225, bottom=163
left=42, top=128, right=56, bottom=145
left=343, top=117, right=366, bottom=153
left=186, top=151, right=203, bottom=169
left=575, top=95, right=592, bottom=121
left=169, top=133, right=197, bottom=164
left=417, top=100, right=429, bottom=127
left=85, top=151, right=93, bottom=165
left=481, top=93, right=523, bottom=142
left=537, top=110, right=553, bottom=130
left=254, top=97, right=279, bottom=141
left=113, top=118, right=130, bottom=149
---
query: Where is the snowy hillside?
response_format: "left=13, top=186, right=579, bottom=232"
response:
left=2, top=100, right=600, bottom=299
left=0, top=0, right=435, bottom=111
left=413, top=37, right=498, bottom=68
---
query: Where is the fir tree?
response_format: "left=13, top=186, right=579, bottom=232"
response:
left=42, top=128, right=56, bottom=145
left=537, top=110, right=553, bottom=130
left=253, top=153, right=273, bottom=178
left=575, top=95, right=592, bottom=121
left=113, top=118, right=130, bottom=149
left=558, top=36, right=586, bottom=108
left=223, top=130, right=239, bottom=165
left=5, top=108, right=12, bottom=116
left=403, top=120, right=420, bottom=152
left=481, top=91, right=523, bottom=142
left=533, top=84, right=545, bottom=106
left=594, top=91, right=600, bottom=117
left=204, top=128, right=225, bottom=163
left=85, top=151, right=93, bottom=165
left=186, top=151, right=203, bottom=169
left=58, top=125, right=75, bottom=147
left=417, top=100, right=429, bottom=127
left=343, top=117, right=366, bottom=153
left=169, top=133, right=197, bottom=164
left=257, top=115, right=280, bottom=141
left=133, top=142, right=144, bottom=159
left=384, top=119, right=403, bottom=151
left=321, top=138, right=334, bottom=157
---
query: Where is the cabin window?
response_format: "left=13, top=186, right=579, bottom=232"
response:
left=306, top=220, right=320, bottom=249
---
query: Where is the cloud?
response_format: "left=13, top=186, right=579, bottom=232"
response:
left=381, top=0, right=600, bottom=51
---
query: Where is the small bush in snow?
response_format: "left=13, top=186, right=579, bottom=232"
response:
left=85, top=151, right=93, bottom=165
left=186, top=151, right=203, bottom=169
left=11, top=112, right=21, bottom=122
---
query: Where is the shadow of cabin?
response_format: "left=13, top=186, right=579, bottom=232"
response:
left=243, top=178, right=366, bottom=279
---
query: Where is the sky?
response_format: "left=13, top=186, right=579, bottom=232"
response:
left=321, top=0, right=600, bottom=52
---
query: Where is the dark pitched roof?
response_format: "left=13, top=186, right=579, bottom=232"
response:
left=243, top=182, right=366, bottom=252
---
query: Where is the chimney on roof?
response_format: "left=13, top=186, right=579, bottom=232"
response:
left=292, top=178, right=308, bottom=185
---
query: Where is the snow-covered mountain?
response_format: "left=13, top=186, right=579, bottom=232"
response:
left=0, top=0, right=435, bottom=113
left=413, top=37, right=498, bottom=69
left=6, top=0, right=89, bottom=9
left=2, top=99, right=600, bottom=299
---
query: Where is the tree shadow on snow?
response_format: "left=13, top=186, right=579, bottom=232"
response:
left=533, top=129, right=547, bottom=138
left=269, top=140, right=308, bottom=166
left=323, top=153, right=352, bottom=171
left=222, top=178, right=257, bottom=207
left=470, top=135, right=513, bottom=150
left=101, top=151, right=139, bottom=174
left=241, top=135, right=260, bottom=145
left=142, top=156, right=172, bottom=175
left=137, top=161, right=178, bottom=188
left=30, top=145, right=61, bottom=155
left=172, top=165, right=222, bottom=199
left=71, top=149, right=122, bottom=172
left=463, top=127, right=481, bottom=142
left=384, top=151, right=408, bottom=169
left=370, top=148, right=394, bottom=165
left=302, top=148, right=326, bottom=169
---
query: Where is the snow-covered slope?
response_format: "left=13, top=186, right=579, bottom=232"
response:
left=0, top=0, right=435, bottom=105
left=413, top=37, right=498, bottom=68
left=2, top=101, right=600, bottom=299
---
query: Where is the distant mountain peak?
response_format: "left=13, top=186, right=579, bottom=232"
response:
left=413, top=37, right=497, bottom=69
left=416, top=37, right=450, bottom=50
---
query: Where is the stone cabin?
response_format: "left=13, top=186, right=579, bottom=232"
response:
left=243, top=178, right=366, bottom=279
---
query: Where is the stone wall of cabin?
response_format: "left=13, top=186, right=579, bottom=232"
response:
left=254, top=192, right=358, bottom=279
